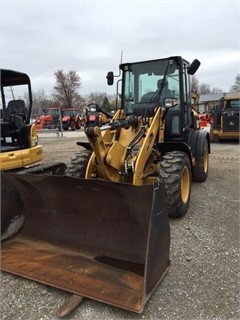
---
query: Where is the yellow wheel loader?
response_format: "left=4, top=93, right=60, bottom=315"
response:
left=1, top=57, right=210, bottom=315
left=210, top=95, right=240, bottom=142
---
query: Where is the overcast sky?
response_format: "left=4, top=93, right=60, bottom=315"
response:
left=1, top=0, right=239, bottom=97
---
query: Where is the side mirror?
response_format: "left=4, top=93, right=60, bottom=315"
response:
left=106, top=71, right=114, bottom=85
left=164, top=98, right=179, bottom=108
left=188, top=59, right=201, bottom=75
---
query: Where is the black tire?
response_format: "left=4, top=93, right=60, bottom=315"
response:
left=158, top=151, right=192, bottom=218
left=70, top=120, right=76, bottom=131
left=192, top=139, right=209, bottom=182
left=75, top=117, right=81, bottom=130
left=67, top=150, right=92, bottom=178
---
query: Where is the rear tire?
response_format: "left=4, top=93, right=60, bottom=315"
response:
left=75, top=117, right=81, bottom=130
left=158, top=151, right=192, bottom=218
left=192, top=139, right=209, bottom=182
left=67, top=150, right=92, bottom=178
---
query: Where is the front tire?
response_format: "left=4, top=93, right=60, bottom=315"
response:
left=158, top=151, right=192, bottom=218
left=67, top=150, right=92, bottom=178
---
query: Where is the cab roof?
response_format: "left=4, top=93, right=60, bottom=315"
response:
left=1, top=69, right=31, bottom=87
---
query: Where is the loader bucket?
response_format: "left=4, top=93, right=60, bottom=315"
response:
left=1, top=173, right=170, bottom=313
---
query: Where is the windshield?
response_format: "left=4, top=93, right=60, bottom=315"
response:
left=1, top=83, right=29, bottom=110
left=48, top=108, right=59, bottom=115
left=122, top=58, right=180, bottom=114
left=63, top=110, right=76, bottom=116
left=226, top=99, right=240, bottom=108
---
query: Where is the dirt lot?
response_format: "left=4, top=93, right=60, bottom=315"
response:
left=1, top=131, right=239, bottom=320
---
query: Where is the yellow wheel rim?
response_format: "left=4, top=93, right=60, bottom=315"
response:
left=181, top=166, right=190, bottom=203
left=203, top=147, right=208, bottom=173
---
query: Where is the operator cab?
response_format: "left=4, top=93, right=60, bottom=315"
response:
left=107, top=56, right=200, bottom=141
left=0, top=69, right=33, bottom=152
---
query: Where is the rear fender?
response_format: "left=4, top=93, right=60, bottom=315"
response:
left=157, top=142, right=193, bottom=165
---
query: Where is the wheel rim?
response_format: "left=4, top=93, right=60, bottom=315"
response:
left=181, top=166, right=190, bottom=203
left=203, top=147, right=208, bottom=173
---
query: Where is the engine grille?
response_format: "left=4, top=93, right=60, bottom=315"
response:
left=222, top=115, right=239, bottom=132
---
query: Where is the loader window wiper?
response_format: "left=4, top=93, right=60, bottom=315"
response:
left=149, top=64, right=170, bottom=104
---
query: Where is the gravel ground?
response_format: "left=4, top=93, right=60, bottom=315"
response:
left=1, top=131, right=239, bottom=320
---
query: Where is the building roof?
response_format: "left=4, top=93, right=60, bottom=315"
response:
left=199, top=92, right=240, bottom=103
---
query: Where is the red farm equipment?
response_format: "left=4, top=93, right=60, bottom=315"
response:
left=61, top=108, right=81, bottom=130
left=35, top=108, right=60, bottom=130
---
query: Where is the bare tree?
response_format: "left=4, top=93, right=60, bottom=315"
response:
left=87, top=92, right=107, bottom=106
left=191, top=75, right=199, bottom=92
left=106, top=94, right=117, bottom=110
left=199, top=83, right=211, bottom=94
left=25, top=89, right=54, bottom=117
left=53, top=70, right=84, bottom=108
left=230, top=74, right=240, bottom=92
left=101, top=96, right=115, bottom=113
left=211, top=87, right=223, bottom=93
left=191, top=77, right=224, bottom=95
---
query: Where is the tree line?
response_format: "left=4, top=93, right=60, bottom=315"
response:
left=191, top=74, right=240, bottom=94
left=30, top=70, right=240, bottom=118
left=31, top=70, right=116, bottom=118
